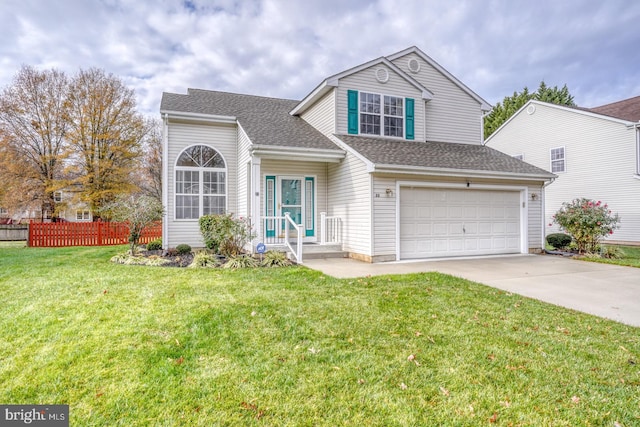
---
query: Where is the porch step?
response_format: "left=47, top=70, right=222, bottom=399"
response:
left=302, top=250, right=349, bottom=260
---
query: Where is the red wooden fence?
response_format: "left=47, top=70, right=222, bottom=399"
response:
left=28, top=221, right=162, bottom=247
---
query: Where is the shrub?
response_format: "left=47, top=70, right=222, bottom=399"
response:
left=261, top=250, right=291, bottom=267
left=546, top=233, right=572, bottom=250
left=223, top=255, right=259, bottom=269
left=164, top=248, right=178, bottom=257
left=188, top=252, right=220, bottom=268
left=199, top=214, right=255, bottom=257
left=600, top=245, right=624, bottom=259
left=552, top=198, right=620, bottom=254
left=146, top=238, right=162, bottom=251
left=110, top=252, right=170, bottom=266
left=176, top=244, right=192, bottom=255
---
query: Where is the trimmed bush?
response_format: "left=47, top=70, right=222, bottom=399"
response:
left=146, top=238, right=162, bottom=251
left=546, top=233, right=572, bottom=250
left=199, top=214, right=254, bottom=257
left=175, top=244, right=192, bottom=255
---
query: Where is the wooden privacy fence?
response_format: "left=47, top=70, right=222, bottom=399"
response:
left=28, top=221, right=162, bottom=247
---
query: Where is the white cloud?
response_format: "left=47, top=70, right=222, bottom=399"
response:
left=0, top=0, right=639, bottom=115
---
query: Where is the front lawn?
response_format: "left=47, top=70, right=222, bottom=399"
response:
left=582, top=245, right=640, bottom=268
left=0, top=246, right=638, bottom=426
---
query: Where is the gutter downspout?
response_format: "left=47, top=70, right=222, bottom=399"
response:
left=541, top=177, right=556, bottom=249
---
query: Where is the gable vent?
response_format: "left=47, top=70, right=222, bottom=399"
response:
left=375, top=67, right=389, bottom=83
left=408, top=58, right=420, bottom=73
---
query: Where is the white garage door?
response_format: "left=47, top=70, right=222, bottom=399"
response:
left=400, top=187, right=521, bottom=259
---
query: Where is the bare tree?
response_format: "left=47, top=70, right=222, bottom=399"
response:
left=66, top=68, right=149, bottom=215
left=0, top=66, right=69, bottom=220
left=138, top=118, right=162, bottom=202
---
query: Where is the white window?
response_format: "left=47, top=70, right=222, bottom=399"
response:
left=175, top=145, right=226, bottom=220
left=360, top=92, right=403, bottom=137
left=550, top=147, right=565, bottom=173
left=76, top=210, right=90, bottom=221
left=512, top=154, right=524, bottom=161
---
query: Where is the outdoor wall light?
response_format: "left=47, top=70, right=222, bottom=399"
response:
left=385, top=188, right=393, bottom=197
left=531, top=193, right=539, bottom=201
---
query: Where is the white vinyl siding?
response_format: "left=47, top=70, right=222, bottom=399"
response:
left=336, top=64, right=424, bottom=140
left=165, top=121, right=237, bottom=248
left=487, top=102, right=640, bottom=244
left=236, top=125, right=252, bottom=218
left=327, top=151, right=371, bottom=256
left=391, top=52, right=483, bottom=145
left=300, top=89, right=336, bottom=137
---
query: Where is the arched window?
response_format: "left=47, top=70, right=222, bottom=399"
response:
left=175, top=145, right=226, bottom=220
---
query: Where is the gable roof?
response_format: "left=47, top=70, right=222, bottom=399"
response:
left=337, top=135, right=555, bottom=180
left=386, top=46, right=492, bottom=111
left=485, top=99, right=638, bottom=145
left=161, top=89, right=341, bottom=152
left=290, top=55, right=434, bottom=116
left=589, top=95, right=640, bottom=122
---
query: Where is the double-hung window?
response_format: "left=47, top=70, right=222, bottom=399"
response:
left=550, top=147, right=565, bottom=173
left=175, top=145, right=226, bottom=220
left=359, top=92, right=404, bottom=137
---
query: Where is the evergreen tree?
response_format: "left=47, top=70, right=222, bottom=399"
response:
left=484, top=81, right=576, bottom=139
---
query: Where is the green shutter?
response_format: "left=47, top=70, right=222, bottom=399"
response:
left=347, top=90, right=358, bottom=134
left=405, top=98, right=415, bottom=140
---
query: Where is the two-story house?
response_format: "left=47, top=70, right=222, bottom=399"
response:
left=486, top=97, right=640, bottom=245
left=160, top=46, right=554, bottom=262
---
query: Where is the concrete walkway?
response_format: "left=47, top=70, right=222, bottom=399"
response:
left=303, top=254, right=640, bottom=328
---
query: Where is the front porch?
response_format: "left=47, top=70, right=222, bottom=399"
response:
left=254, top=213, right=343, bottom=264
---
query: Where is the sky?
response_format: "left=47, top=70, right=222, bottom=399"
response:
left=1, top=0, right=639, bottom=116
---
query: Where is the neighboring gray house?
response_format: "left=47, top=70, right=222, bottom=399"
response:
left=160, top=46, right=554, bottom=262
left=486, top=97, right=640, bottom=245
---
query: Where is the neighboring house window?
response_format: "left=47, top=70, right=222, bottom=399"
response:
left=76, top=210, right=90, bottom=221
left=358, top=92, right=405, bottom=138
left=175, top=145, right=226, bottom=220
left=513, top=154, right=524, bottom=161
left=54, top=191, right=62, bottom=202
left=550, top=147, right=565, bottom=173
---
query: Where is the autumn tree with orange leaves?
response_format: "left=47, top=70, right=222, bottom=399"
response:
left=65, top=68, right=150, bottom=215
left=0, top=66, right=69, bottom=221
left=0, top=65, right=151, bottom=220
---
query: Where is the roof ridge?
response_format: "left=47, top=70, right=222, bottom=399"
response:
left=187, top=88, right=300, bottom=103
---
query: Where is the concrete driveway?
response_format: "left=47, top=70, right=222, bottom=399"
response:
left=303, top=254, right=640, bottom=327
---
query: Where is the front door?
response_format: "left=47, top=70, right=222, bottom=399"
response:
left=265, top=176, right=315, bottom=239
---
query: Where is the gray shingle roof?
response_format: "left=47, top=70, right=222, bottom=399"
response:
left=161, top=89, right=340, bottom=151
left=588, top=95, right=640, bottom=122
left=336, top=135, right=555, bottom=177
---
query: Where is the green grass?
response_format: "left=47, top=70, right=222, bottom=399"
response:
left=582, top=245, right=640, bottom=268
left=0, top=246, right=638, bottom=426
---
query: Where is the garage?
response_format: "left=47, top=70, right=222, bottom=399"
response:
left=399, top=187, right=522, bottom=259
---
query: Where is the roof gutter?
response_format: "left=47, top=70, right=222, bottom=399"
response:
left=371, top=163, right=556, bottom=182
left=160, top=109, right=237, bottom=124
left=249, top=144, right=345, bottom=162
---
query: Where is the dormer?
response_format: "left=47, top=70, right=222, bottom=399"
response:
left=292, top=46, right=491, bottom=145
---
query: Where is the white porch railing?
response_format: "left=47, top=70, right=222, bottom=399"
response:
left=260, top=213, right=303, bottom=264
left=320, top=212, right=342, bottom=245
